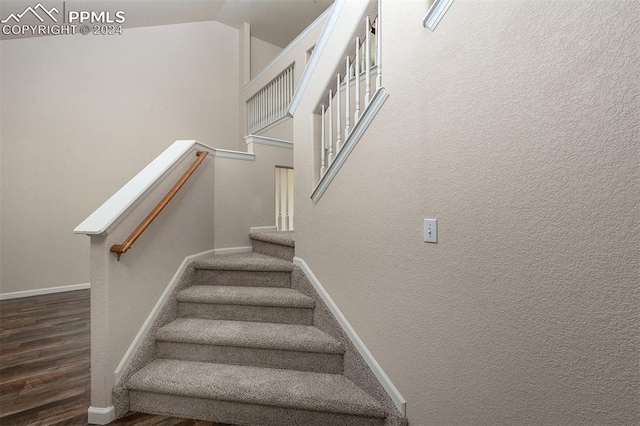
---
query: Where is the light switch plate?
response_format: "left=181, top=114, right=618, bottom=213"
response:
left=424, top=219, right=437, bottom=243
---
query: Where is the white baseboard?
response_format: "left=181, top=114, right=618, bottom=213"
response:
left=293, top=256, right=406, bottom=415
left=213, top=246, right=253, bottom=255
left=0, top=283, right=91, bottom=300
left=250, top=226, right=277, bottom=233
left=88, top=406, right=115, bottom=425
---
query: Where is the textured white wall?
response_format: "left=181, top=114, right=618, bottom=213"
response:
left=214, top=142, right=293, bottom=248
left=295, top=0, right=639, bottom=424
left=0, top=21, right=239, bottom=294
left=250, top=36, right=283, bottom=79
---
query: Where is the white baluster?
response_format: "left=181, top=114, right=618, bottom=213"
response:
left=365, top=16, right=371, bottom=107
left=264, top=87, right=268, bottom=125
left=284, top=68, right=291, bottom=107
left=345, top=57, right=351, bottom=139
left=288, top=68, right=292, bottom=106
left=355, top=37, right=361, bottom=122
left=321, top=105, right=326, bottom=177
left=286, top=68, right=290, bottom=107
left=336, top=73, right=342, bottom=152
left=276, top=76, right=280, bottom=118
left=289, top=67, right=292, bottom=105
left=270, top=81, right=275, bottom=123
left=328, top=90, right=334, bottom=164
left=376, top=0, right=382, bottom=90
left=280, top=73, right=284, bottom=117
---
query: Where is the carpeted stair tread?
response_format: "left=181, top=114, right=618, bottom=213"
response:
left=249, top=231, right=295, bottom=247
left=127, top=359, right=385, bottom=418
left=192, top=252, right=293, bottom=272
left=177, top=285, right=314, bottom=308
left=156, top=318, right=344, bottom=354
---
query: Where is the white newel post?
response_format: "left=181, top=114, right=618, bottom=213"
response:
left=321, top=105, right=326, bottom=177
left=328, top=90, right=334, bottom=164
left=345, top=57, right=351, bottom=139
left=376, top=0, right=382, bottom=90
left=365, top=16, right=371, bottom=108
left=355, top=37, right=361, bottom=122
left=336, top=73, right=342, bottom=152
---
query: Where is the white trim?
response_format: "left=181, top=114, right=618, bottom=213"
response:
left=88, top=406, right=115, bottom=425
left=312, top=88, right=389, bottom=203
left=74, top=140, right=253, bottom=236
left=0, top=283, right=90, bottom=300
left=245, top=5, right=333, bottom=89
left=293, top=257, right=406, bottom=415
left=114, top=248, right=217, bottom=383
left=212, top=148, right=255, bottom=161
left=423, top=0, right=455, bottom=30
left=288, top=0, right=346, bottom=117
left=245, top=135, right=294, bottom=150
left=250, top=226, right=278, bottom=233
left=248, top=113, right=291, bottom=137
left=213, top=246, right=253, bottom=255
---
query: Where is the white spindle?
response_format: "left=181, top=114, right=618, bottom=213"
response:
left=276, top=77, right=280, bottom=117
left=336, top=73, right=342, bottom=152
left=328, top=90, right=334, bottom=164
left=286, top=68, right=290, bottom=109
left=365, top=16, right=371, bottom=107
left=321, top=105, right=326, bottom=177
left=355, top=37, right=361, bottom=122
left=376, top=1, right=382, bottom=90
left=345, top=57, right=351, bottom=138
left=271, top=82, right=275, bottom=121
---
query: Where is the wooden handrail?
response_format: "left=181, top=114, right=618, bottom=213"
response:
left=110, top=151, right=208, bottom=260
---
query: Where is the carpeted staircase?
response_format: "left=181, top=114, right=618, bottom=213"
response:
left=122, top=231, right=393, bottom=425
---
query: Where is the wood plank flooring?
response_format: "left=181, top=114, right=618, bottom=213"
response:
left=0, top=290, right=229, bottom=425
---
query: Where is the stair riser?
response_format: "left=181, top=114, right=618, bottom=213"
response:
left=195, top=270, right=291, bottom=288
left=156, top=342, right=343, bottom=374
left=129, top=391, right=385, bottom=426
left=251, top=240, right=294, bottom=261
left=178, top=303, right=314, bottom=325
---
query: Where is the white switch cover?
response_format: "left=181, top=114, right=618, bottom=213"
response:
left=424, top=219, right=438, bottom=243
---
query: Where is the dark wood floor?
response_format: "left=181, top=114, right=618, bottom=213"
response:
left=0, top=290, right=227, bottom=425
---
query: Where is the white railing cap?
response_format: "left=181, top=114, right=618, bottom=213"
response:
left=74, top=140, right=253, bottom=236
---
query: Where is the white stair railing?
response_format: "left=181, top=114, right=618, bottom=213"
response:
left=247, top=64, right=294, bottom=134
left=319, top=3, right=381, bottom=180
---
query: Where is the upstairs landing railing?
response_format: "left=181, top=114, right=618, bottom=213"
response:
left=247, top=64, right=295, bottom=135
left=243, top=7, right=332, bottom=137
